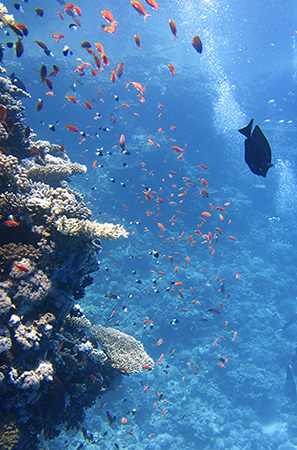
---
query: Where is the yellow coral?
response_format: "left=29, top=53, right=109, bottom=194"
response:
left=0, top=413, right=21, bottom=450
left=55, top=216, right=128, bottom=240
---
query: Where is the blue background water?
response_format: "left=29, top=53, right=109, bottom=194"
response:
left=3, top=0, right=297, bottom=448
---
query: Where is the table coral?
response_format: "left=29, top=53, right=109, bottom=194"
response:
left=90, top=324, right=154, bottom=374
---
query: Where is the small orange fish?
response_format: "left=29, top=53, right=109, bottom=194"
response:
left=235, top=270, right=240, bottom=279
left=168, top=63, right=175, bottom=76
left=231, top=331, right=237, bottom=342
left=64, top=124, right=79, bottom=132
left=229, top=236, right=237, bottom=242
left=156, top=338, right=163, bottom=346
left=201, top=211, right=211, bottom=217
left=169, top=19, right=178, bottom=39
left=160, top=408, right=166, bottom=419
left=134, top=34, right=142, bottom=49
left=121, top=417, right=128, bottom=424
left=145, top=0, right=159, bottom=11
left=213, top=338, right=218, bottom=348
left=131, top=1, right=150, bottom=21
left=4, top=220, right=19, bottom=227
left=84, top=101, right=92, bottom=109
left=198, top=164, right=208, bottom=170
left=65, top=95, right=77, bottom=103
left=102, top=10, right=116, bottom=24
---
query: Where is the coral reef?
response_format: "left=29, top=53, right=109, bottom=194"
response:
left=91, top=324, right=155, bottom=374
left=0, top=67, right=136, bottom=449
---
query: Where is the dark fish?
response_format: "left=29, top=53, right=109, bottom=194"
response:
left=45, top=78, right=53, bottom=89
left=285, top=364, right=296, bottom=401
left=238, top=119, right=273, bottom=177
left=192, top=34, right=202, bottom=53
left=8, top=73, right=27, bottom=92
left=36, top=99, right=43, bottom=112
left=35, top=8, right=44, bottom=17
left=24, top=126, right=31, bottom=139
left=206, top=308, right=220, bottom=315
left=106, top=411, right=116, bottom=425
left=40, top=64, right=47, bottom=82
left=15, top=37, right=24, bottom=57
left=6, top=42, right=13, bottom=48
left=81, top=426, right=87, bottom=439
left=14, top=3, right=20, bottom=10
left=109, top=113, right=116, bottom=123
left=0, top=47, right=3, bottom=62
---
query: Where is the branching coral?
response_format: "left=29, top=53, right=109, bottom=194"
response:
left=90, top=325, right=154, bottom=375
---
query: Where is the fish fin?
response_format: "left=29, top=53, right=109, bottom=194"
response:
left=238, top=119, right=253, bottom=138
left=252, top=125, right=270, bottom=147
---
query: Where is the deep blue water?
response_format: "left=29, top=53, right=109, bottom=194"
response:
left=3, top=0, right=297, bottom=448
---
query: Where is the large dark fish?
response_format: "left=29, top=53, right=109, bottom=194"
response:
left=238, top=118, right=273, bottom=177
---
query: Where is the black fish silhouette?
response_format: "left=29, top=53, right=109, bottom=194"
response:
left=238, top=119, right=273, bottom=177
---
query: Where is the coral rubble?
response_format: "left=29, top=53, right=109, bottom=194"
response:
left=0, top=67, right=140, bottom=449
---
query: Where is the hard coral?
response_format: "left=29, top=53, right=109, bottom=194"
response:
left=90, top=324, right=154, bottom=375
left=55, top=216, right=129, bottom=240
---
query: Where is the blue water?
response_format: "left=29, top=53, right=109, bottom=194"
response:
left=3, top=0, right=297, bottom=448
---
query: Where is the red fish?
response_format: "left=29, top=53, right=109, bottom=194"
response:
left=4, top=220, right=19, bottom=227
left=64, top=124, right=79, bottom=132
left=14, top=264, right=29, bottom=272
left=168, top=63, right=175, bottom=76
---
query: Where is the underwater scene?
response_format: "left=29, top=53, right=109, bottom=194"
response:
left=0, top=0, right=297, bottom=449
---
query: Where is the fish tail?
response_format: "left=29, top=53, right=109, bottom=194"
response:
left=238, top=118, right=253, bottom=138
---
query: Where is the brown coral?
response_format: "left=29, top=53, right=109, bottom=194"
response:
left=90, top=325, right=154, bottom=375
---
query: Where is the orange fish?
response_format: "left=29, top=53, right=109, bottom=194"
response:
left=156, top=338, right=163, bottom=346
left=64, top=124, right=79, bottom=132
left=131, top=1, right=150, bottom=21
left=4, top=220, right=19, bottom=227
left=101, top=53, right=109, bottom=65
left=213, top=338, right=219, bottom=348
left=134, top=34, right=142, bottom=49
left=111, top=70, right=116, bottom=82
left=145, top=0, right=159, bottom=11
left=157, top=222, right=165, bottom=231
left=95, top=42, right=104, bottom=54
left=168, top=63, right=175, bottom=76
left=121, top=417, right=128, bottom=424
left=201, top=211, right=211, bottom=217
left=160, top=408, right=166, bottom=419
left=65, top=95, right=77, bottom=103
left=229, top=236, right=237, bottom=242
left=198, top=164, right=208, bottom=170
left=101, top=9, right=116, bottom=24
left=178, top=289, right=184, bottom=299
left=235, top=270, right=240, bottom=279
left=231, top=331, right=237, bottom=342
left=169, top=19, right=178, bottom=38
left=158, top=353, right=164, bottom=365
left=215, top=227, right=223, bottom=236
left=84, top=101, right=92, bottom=109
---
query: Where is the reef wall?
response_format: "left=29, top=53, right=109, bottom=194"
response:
left=0, top=67, right=151, bottom=449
